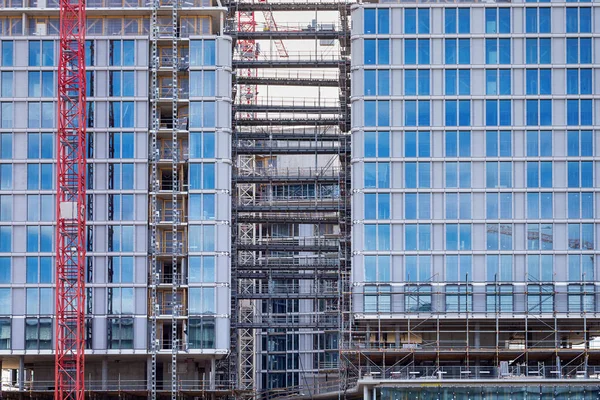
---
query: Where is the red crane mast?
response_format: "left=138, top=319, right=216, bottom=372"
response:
left=55, top=0, right=87, bottom=398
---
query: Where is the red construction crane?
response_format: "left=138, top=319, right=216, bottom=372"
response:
left=55, top=0, right=87, bottom=398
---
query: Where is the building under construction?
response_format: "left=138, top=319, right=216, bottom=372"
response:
left=1, top=0, right=600, bottom=399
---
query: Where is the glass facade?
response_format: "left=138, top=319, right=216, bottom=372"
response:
left=354, top=3, right=598, bottom=317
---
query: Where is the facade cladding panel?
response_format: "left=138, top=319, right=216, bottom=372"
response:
left=0, top=2, right=231, bottom=387
left=350, top=1, right=600, bottom=390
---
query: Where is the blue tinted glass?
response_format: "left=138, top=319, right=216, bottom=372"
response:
left=378, top=9, right=390, bottom=34
left=486, top=100, right=497, bottom=126
left=485, top=9, right=497, bottom=33
left=540, top=162, right=552, bottom=187
left=445, top=39, right=457, bottom=64
left=378, top=70, right=390, bottom=95
left=364, top=39, right=376, bottom=65
left=458, top=70, right=470, bottom=95
left=539, top=38, right=551, bottom=64
left=540, top=131, right=552, bottom=156
left=499, top=39, right=511, bottom=64
left=566, top=38, right=578, bottom=63
left=378, top=100, right=390, bottom=126
left=526, top=69, right=538, bottom=95
left=446, top=163, right=458, bottom=187
left=566, top=7, right=578, bottom=33
left=580, top=69, right=592, bottom=94
left=580, top=7, right=591, bottom=32
left=567, top=69, right=579, bottom=94
left=364, top=70, right=376, bottom=95
left=458, top=8, right=470, bottom=33
left=459, top=100, right=470, bottom=127
left=486, top=70, right=497, bottom=95
left=365, top=163, right=376, bottom=188
left=445, top=8, right=457, bottom=33
left=419, top=163, right=430, bottom=188
left=405, top=9, right=416, bottom=33
left=405, top=162, right=417, bottom=188
left=378, top=39, right=390, bottom=64
left=364, top=9, right=376, bottom=34
left=1, top=42, right=13, bottom=67
left=568, top=130, right=579, bottom=156
left=525, top=8, right=537, bottom=33
left=568, top=161, right=579, bottom=187
left=582, top=193, right=594, bottom=218
left=539, top=69, right=551, bottom=95
left=526, top=39, right=537, bottom=64
left=581, top=161, right=593, bottom=187
left=486, top=39, right=497, bottom=64
left=378, top=131, right=390, bottom=157
left=446, top=131, right=457, bottom=157
left=499, top=8, right=511, bottom=33
left=528, top=193, right=540, bottom=218
left=527, top=131, right=539, bottom=156
left=540, top=100, right=552, bottom=126
left=527, top=100, right=538, bottom=126
left=446, top=70, right=457, bottom=95
left=539, top=8, right=551, bottom=32
left=405, top=131, right=417, bottom=157
left=446, top=193, right=458, bottom=219
left=364, top=132, right=376, bottom=157
left=581, top=130, right=593, bottom=156
left=405, top=39, right=416, bottom=65
left=405, top=70, right=416, bottom=95
left=418, top=70, right=430, bottom=95
left=580, top=100, right=592, bottom=125
left=405, top=101, right=416, bottom=126
left=498, top=131, right=511, bottom=157
left=499, top=69, right=511, bottom=95
left=459, top=131, right=471, bottom=157
left=418, top=9, right=430, bottom=33
left=365, top=194, right=377, bottom=219
left=446, top=101, right=457, bottom=126
left=486, top=162, right=498, bottom=188
left=499, top=100, right=511, bottom=126
left=365, top=101, right=376, bottom=126
left=418, top=40, right=430, bottom=64
left=567, top=100, right=579, bottom=125
left=405, top=193, right=417, bottom=219
left=418, top=101, right=430, bottom=126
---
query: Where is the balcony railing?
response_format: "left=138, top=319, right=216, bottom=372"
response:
left=358, top=365, right=600, bottom=381
left=4, top=379, right=234, bottom=392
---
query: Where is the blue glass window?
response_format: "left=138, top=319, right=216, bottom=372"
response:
left=445, top=8, right=457, bottom=33
left=485, top=130, right=511, bottom=157
left=404, top=131, right=430, bottom=157
left=364, top=162, right=390, bottom=189
left=364, top=131, right=390, bottom=158
left=445, top=8, right=469, bottom=34
left=378, top=39, right=390, bottom=64
left=527, top=131, right=552, bottom=156
left=404, top=8, right=416, bottom=33
left=567, top=130, right=593, bottom=157
left=418, top=39, right=430, bottom=64
left=486, top=8, right=511, bottom=33
left=567, top=100, right=593, bottom=126
left=486, top=39, right=511, bottom=64
left=364, top=39, right=376, bottom=65
left=567, top=38, right=592, bottom=64
left=567, top=7, right=591, bottom=33
left=418, top=8, right=430, bottom=33
left=0, top=227, right=10, bottom=252
left=445, top=131, right=471, bottom=157
left=568, top=161, right=593, bottom=188
left=486, top=100, right=511, bottom=126
left=1, top=41, right=13, bottom=67
left=364, top=8, right=389, bottom=34
left=526, top=8, right=551, bottom=33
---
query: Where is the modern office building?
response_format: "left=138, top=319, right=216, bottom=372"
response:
left=0, top=0, right=232, bottom=396
left=348, top=0, right=600, bottom=398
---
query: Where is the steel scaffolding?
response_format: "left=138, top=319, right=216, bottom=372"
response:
left=226, top=0, right=352, bottom=397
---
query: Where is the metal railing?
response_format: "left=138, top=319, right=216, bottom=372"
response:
left=358, top=365, right=600, bottom=381
left=237, top=166, right=341, bottom=178
left=5, top=379, right=234, bottom=392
